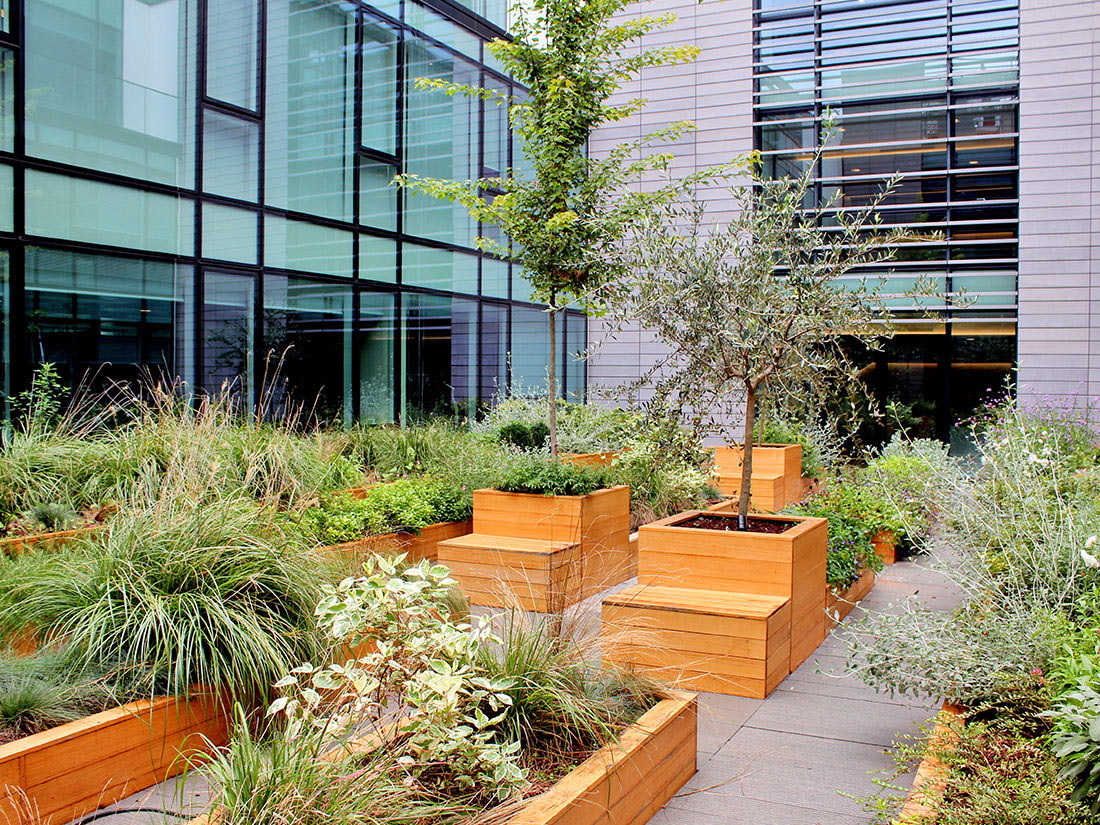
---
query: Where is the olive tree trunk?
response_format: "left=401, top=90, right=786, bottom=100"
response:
left=737, top=384, right=756, bottom=529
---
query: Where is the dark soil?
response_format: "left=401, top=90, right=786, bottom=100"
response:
left=675, top=514, right=800, bottom=534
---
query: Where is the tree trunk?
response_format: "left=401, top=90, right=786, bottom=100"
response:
left=548, top=305, right=559, bottom=457
left=737, top=385, right=756, bottom=529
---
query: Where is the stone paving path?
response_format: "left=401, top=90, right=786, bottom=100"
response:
left=87, top=558, right=958, bottom=825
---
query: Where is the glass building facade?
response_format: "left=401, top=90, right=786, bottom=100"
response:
left=0, top=0, right=583, bottom=423
left=755, top=0, right=1018, bottom=442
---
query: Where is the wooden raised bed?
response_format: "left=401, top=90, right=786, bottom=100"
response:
left=896, top=703, right=963, bottom=824
left=637, top=511, right=827, bottom=672
left=872, top=529, right=899, bottom=564
left=319, top=519, right=472, bottom=565
left=825, top=566, right=875, bottom=631
left=0, top=525, right=102, bottom=556
left=0, top=693, right=229, bottom=825
left=439, top=487, right=633, bottom=612
left=508, top=690, right=696, bottom=825
left=188, top=692, right=695, bottom=825
left=712, top=444, right=803, bottom=511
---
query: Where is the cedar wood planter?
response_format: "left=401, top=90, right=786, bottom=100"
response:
left=319, top=519, right=473, bottom=565
left=438, top=487, right=633, bottom=612
left=895, top=702, right=963, bottom=824
left=872, top=529, right=899, bottom=564
left=637, top=511, right=827, bottom=671
left=0, top=525, right=103, bottom=556
left=712, top=444, right=803, bottom=511
left=0, top=693, right=229, bottom=825
left=825, top=565, right=875, bottom=631
left=187, top=691, right=696, bottom=825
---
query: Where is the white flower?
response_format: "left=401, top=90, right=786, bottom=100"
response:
left=1081, top=548, right=1100, bottom=569
left=1041, top=446, right=1053, bottom=456
left=1028, top=453, right=1039, bottom=463
left=1087, top=535, right=1098, bottom=549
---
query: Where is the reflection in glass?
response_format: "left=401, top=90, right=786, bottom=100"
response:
left=24, top=247, right=189, bottom=392
left=263, top=275, right=352, bottom=422
left=203, top=111, right=260, bottom=202
left=265, top=215, right=354, bottom=277
left=207, top=0, right=259, bottom=109
left=402, top=243, right=478, bottom=293
left=359, top=291, right=395, bottom=423
left=359, top=158, right=398, bottom=231
left=266, top=0, right=355, bottom=221
left=403, top=293, right=478, bottom=419
left=25, top=0, right=197, bottom=187
left=361, top=16, right=398, bottom=154
left=404, top=37, right=478, bottom=245
left=202, top=203, right=258, bottom=264
left=480, top=302, right=507, bottom=402
left=202, top=269, right=254, bottom=403
left=26, top=169, right=194, bottom=256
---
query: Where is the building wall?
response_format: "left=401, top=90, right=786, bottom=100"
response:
left=586, top=0, right=755, bottom=407
left=1016, top=0, right=1100, bottom=410
left=0, top=0, right=584, bottom=423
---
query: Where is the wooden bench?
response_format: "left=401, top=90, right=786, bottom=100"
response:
left=438, top=533, right=587, bottom=612
left=602, top=584, right=791, bottom=699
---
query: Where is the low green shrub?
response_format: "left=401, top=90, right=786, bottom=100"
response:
left=301, top=478, right=473, bottom=545
left=1046, top=653, right=1100, bottom=813
left=872, top=708, right=1090, bottom=825
left=495, top=453, right=609, bottom=497
left=497, top=421, right=550, bottom=451
left=204, top=556, right=664, bottom=825
left=787, top=496, right=882, bottom=589
left=757, top=416, right=826, bottom=477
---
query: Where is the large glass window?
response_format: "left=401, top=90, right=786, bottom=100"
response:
left=26, top=170, right=194, bottom=256
left=0, top=47, right=13, bottom=152
left=263, top=275, right=352, bottom=422
left=361, top=16, right=398, bottom=155
left=403, top=293, right=478, bottom=419
left=25, top=0, right=197, bottom=187
left=359, top=290, right=395, bottom=422
left=0, top=251, right=7, bottom=416
left=24, top=247, right=191, bottom=391
left=203, top=203, right=258, bottom=264
left=510, top=304, right=552, bottom=395
left=402, top=243, right=478, bottom=293
left=480, top=301, right=507, bottom=402
left=265, top=0, right=355, bottom=221
left=206, top=0, right=259, bottom=110
left=404, top=36, right=478, bottom=246
left=264, top=214, right=354, bottom=277
left=202, top=268, right=254, bottom=402
left=358, top=159, right=398, bottom=231
left=203, top=112, right=260, bottom=202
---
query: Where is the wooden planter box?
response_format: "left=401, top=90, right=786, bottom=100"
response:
left=0, top=694, right=229, bottom=825
left=439, top=487, right=633, bottom=612
left=188, top=692, right=695, bottom=825
left=896, top=703, right=963, bottom=824
left=637, top=511, right=827, bottom=672
left=508, top=690, right=696, bottom=825
left=319, top=519, right=472, bottom=565
left=872, top=529, right=898, bottom=564
left=0, top=525, right=102, bottom=557
left=603, top=585, right=791, bottom=699
left=560, top=450, right=619, bottom=469
left=825, top=566, right=875, bottom=631
left=712, top=444, right=802, bottom=511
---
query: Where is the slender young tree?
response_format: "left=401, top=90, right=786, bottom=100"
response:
left=396, top=0, right=714, bottom=454
left=599, top=119, right=946, bottom=527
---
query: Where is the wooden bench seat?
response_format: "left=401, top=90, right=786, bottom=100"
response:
left=602, top=584, right=792, bottom=699
left=438, top=533, right=585, bottom=613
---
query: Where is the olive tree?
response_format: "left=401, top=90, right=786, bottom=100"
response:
left=599, top=121, right=943, bottom=526
left=397, top=0, right=714, bottom=454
